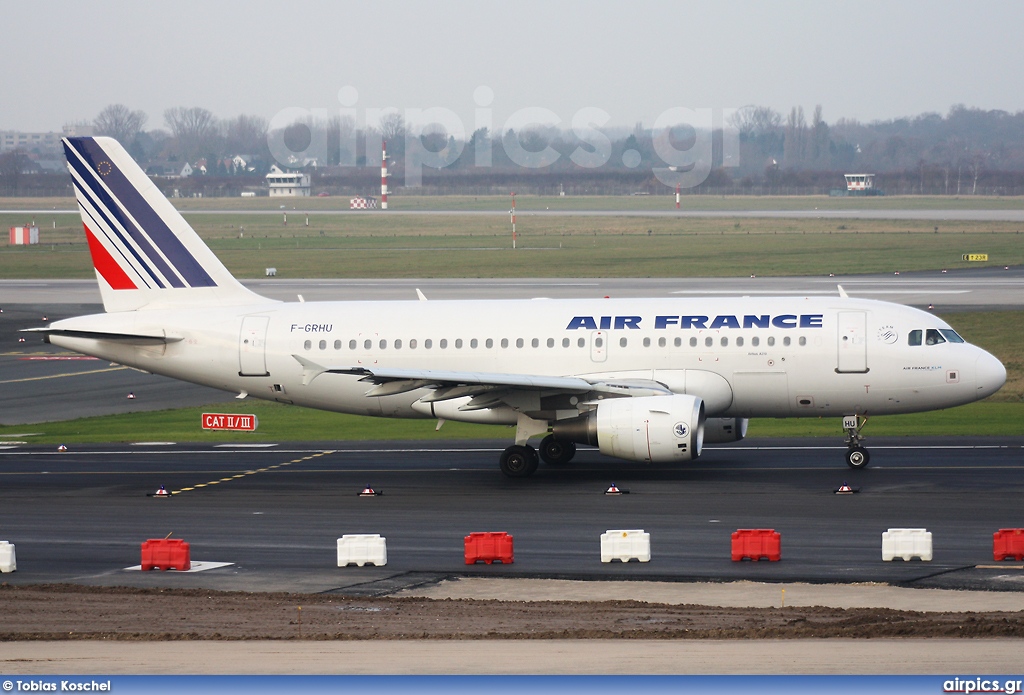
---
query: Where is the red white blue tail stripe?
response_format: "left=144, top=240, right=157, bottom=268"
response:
left=63, top=137, right=217, bottom=290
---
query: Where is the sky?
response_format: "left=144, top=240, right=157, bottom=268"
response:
left=3, top=0, right=1024, bottom=134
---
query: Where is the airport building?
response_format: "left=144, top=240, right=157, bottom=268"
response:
left=265, top=165, right=311, bottom=197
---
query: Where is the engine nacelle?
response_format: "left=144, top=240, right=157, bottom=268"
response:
left=553, top=394, right=705, bottom=463
left=702, top=417, right=748, bottom=443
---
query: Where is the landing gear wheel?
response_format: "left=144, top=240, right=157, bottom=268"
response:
left=500, top=444, right=539, bottom=478
left=845, top=447, right=870, bottom=469
left=538, top=435, right=576, bottom=465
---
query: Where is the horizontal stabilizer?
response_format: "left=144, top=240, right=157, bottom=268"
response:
left=23, top=326, right=182, bottom=346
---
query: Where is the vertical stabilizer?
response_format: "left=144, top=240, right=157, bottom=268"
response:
left=62, top=136, right=267, bottom=312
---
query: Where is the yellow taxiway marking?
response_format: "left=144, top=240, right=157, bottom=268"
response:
left=170, top=450, right=336, bottom=496
left=0, top=366, right=127, bottom=384
left=975, top=564, right=1024, bottom=570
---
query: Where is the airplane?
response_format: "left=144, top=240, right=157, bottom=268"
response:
left=28, top=137, right=1007, bottom=477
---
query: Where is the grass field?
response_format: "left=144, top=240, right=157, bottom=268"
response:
left=5, top=194, right=1024, bottom=212
left=0, top=399, right=1019, bottom=445
left=2, top=208, right=1021, bottom=279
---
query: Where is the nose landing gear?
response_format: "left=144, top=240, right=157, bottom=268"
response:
left=843, top=414, right=870, bottom=469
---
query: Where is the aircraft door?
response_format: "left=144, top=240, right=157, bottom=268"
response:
left=590, top=330, right=608, bottom=362
left=836, top=311, right=868, bottom=373
left=239, top=316, right=270, bottom=376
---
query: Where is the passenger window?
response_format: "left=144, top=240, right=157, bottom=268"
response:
left=409, top=339, right=417, bottom=349
left=485, top=338, right=493, bottom=348
left=752, top=336, right=759, bottom=347
left=304, top=340, right=311, bottom=350
left=349, top=339, right=357, bottom=350
left=783, top=337, right=791, bottom=347
left=531, top=338, right=538, bottom=348
left=547, top=338, right=555, bottom=348
left=595, top=337, right=604, bottom=347
left=500, top=338, right=508, bottom=348
left=767, top=336, right=775, bottom=347
left=363, top=339, right=372, bottom=350
left=620, top=337, right=628, bottom=347
left=925, top=329, right=946, bottom=345
left=643, top=337, right=651, bottom=347
left=798, top=336, right=806, bottom=346
left=379, top=339, right=387, bottom=349
left=562, top=338, right=570, bottom=348
left=674, top=337, right=682, bottom=347
left=721, top=337, right=728, bottom=347
left=689, top=337, right=697, bottom=347
left=517, top=338, right=525, bottom=348
left=425, top=339, right=432, bottom=349
left=705, top=337, right=713, bottom=347
left=440, top=339, right=447, bottom=349
left=395, top=339, right=403, bottom=349
left=334, top=340, right=341, bottom=350
left=577, top=337, right=585, bottom=348
left=736, top=337, right=744, bottom=347
left=658, top=337, right=666, bottom=348
left=470, top=339, right=478, bottom=348
left=908, top=330, right=922, bottom=346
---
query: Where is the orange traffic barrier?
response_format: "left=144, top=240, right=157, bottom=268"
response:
left=464, top=532, right=514, bottom=565
left=731, top=529, right=781, bottom=562
left=993, top=528, right=1024, bottom=561
left=141, top=538, right=191, bottom=571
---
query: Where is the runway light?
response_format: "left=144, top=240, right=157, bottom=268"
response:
left=57, top=444, right=67, bottom=452
left=359, top=485, right=382, bottom=497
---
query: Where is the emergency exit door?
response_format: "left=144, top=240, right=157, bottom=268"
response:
left=836, top=311, right=868, bottom=373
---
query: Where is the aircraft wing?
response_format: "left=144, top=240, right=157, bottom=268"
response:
left=292, top=355, right=672, bottom=403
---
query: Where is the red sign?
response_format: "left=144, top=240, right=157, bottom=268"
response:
left=202, top=413, right=258, bottom=431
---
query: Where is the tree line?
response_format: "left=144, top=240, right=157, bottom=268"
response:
left=4, top=103, right=1024, bottom=196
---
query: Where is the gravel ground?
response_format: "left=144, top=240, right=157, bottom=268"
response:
left=2, top=584, right=1023, bottom=641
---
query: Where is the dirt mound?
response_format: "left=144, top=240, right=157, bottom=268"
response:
left=2, top=584, right=1023, bottom=641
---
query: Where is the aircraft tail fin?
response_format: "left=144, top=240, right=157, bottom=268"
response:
left=62, top=136, right=266, bottom=312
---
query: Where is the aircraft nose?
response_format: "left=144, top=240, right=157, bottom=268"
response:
left=975, top=350, right=1007, bottom=398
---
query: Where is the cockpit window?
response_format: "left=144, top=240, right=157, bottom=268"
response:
left=939, top=329, right=965, bottom=343
left=908, top=330, right=922, bottom=346
left=925, top=329, right=946, bottom=345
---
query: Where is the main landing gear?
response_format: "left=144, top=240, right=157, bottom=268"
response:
left=843, top=414, right=870, bottom=469
left=499, top=444, right=539, bottom=477
left=499, top=436, right=578, bottom=477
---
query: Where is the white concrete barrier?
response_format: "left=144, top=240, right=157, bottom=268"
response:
left=337, top=534, right=387, bottom=567
left=601, top=529, right=651, bottom=563
left=882, top=528, right=933, bottom=561
left=0, top=541, right=16, bottom=573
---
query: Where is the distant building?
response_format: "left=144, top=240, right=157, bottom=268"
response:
left=0, top=130, right=61, bottom=153
left=844, top=173, right=875, bottom=192
left=62, top=124, right=95, bottom=138
left=266, top=165, right=310, bottom=197
left=179, top=162, right=194, bottom=177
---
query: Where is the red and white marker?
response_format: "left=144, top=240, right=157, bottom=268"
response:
left=381, top=141, right=388, bottom=210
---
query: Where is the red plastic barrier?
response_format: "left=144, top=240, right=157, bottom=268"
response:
left=993, top=528, right=1024, bottom=561
left=141, top=539, right=191, bottom=571
left=731, top=529, right=781, bottom=562
left=464, top=532, right=514, bottom=565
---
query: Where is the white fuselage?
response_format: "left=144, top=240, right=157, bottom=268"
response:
left=47, top=294, right=1006, bottom=425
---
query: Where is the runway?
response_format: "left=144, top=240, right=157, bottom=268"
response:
left=1, top=438, right=1022, bottom=594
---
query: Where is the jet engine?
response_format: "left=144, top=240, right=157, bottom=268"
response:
left=702, top=417, right=749, bottom=443
left=552, top=394, right=705, bottom=463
